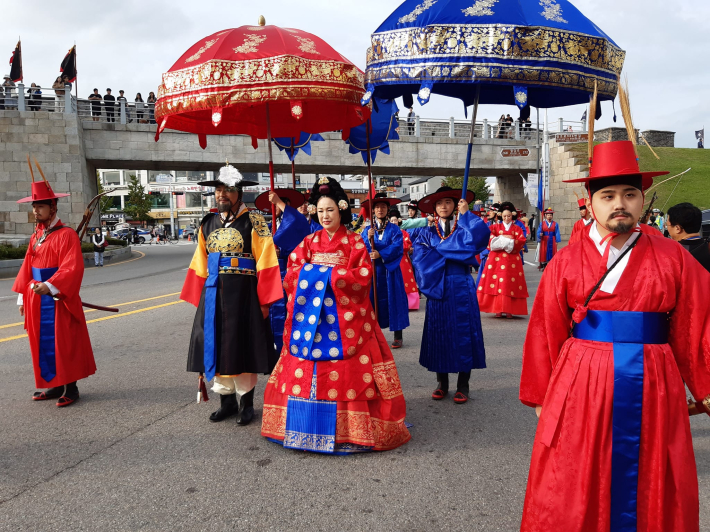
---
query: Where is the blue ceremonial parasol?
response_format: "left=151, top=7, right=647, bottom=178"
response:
left=344, top=98, right=399, bottom=164
left=362, top=0, right=625, bottom=195
left=272, top=133, right=325, bottom=188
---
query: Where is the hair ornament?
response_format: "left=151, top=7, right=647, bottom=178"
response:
left=307, top=204, right=317, bottom=215
left=338, top=199, right=349, bottom=211
left=318, top=176, right=330, bottom=185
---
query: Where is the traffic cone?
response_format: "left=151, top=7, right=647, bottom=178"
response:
left=188, top=234, right=192, bottom=242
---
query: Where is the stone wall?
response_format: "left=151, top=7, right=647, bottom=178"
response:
left=546, top=140, right=590, bottom=242
left=0, top=110, right=97, bottom=235
left=641, top=130, right=675, bottom=148
left=594, top=127, right=639, bottom=143
left=494, top=175, right=528, bottom=214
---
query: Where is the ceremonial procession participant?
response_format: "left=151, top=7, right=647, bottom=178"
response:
left=181, top=165, right=282, bottom=426
left=412, top=187, right=490, bottom=404
left=474, top=204, right=499, bottom=286
left=12, top=166, right=95, bottom=407
left=361, top=193, right=410, bottom=349
left=519, top=140, right=710, bottom=532
left=255, top=188, right=311, bottom=354
left=261, top=177, right=411, bottom=453
left=477, top=202, right=529, bottom=319
left=389, top=209, right=420, bottom=311
left=513, top=208, right=529, bottom=258
left=401, top=200, right=428, bottom=230
left=568, top=196, right=594, bottom=245
left=298, top=192, right=322, bottom=233
left=536, top=208, right=560, bottom=270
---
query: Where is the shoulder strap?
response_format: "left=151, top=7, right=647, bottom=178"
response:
left=582, top=233, right=642, bottom=307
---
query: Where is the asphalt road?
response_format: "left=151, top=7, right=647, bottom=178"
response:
left=1, top=242, right=709, bottom=531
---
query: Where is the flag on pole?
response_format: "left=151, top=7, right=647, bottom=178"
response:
left=9, top=40, right=22, bottom=82
left=60, top=46, right=77, bottom=82
left=696, top=129, right=704, bottom=149
left=536, top=169, right=543, bottom=211
left=580, top=109, right=587, bottom=122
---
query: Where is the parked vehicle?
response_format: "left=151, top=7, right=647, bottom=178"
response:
left=111, top=228, right=150, bottom=244
left=182, top=227, right=196, bottom=239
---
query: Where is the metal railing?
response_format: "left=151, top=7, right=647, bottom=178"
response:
left=396, top=116, right=541, bottom=141
left=0, top=84, right=76, bottom=114
left=76, top=98, right=157, bottom=124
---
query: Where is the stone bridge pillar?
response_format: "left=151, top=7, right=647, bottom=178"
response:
left=0, top=110, right=97, bottom=236
left=494, top=175, right=528, bottom=215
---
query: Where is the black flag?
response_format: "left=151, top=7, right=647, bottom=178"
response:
left=60, top=46, right=77, bottom=82
left=9, top=40, right=22, bottom=82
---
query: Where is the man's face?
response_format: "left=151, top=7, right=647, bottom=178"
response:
left=297, top=203, right=308, bottom=215
left=486, top=210, right=496, bottom=220
left=435, top=198, right=455, bottom=218
left=579, top=207, right=588, bottom=218
left=32, top=202, right=55, bottom=224
left=373, top=202, right=389, bottom=220
left=545, top=213, right=553, bottom=221
left=408, top=207, right=417, bottom=219
left=215, top=185, right=241, bottom=213
left=590, top=184, right=644, bottom=235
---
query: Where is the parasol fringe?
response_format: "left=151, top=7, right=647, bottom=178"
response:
left=587, top=80, right=597, bottom=165
left=617, top=75, right=637, bottom=153
left=638, top=131, right=661, bottom=160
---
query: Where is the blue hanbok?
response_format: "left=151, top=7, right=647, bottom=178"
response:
left=515, top=219, right=529, bottom=259
left=475, top=219, right=495, bottom=287
left=271, top=206, right=315, bottom=353
left=413, top=212, right=490, bottom=372
left=363, top=221, right=410, bottom=333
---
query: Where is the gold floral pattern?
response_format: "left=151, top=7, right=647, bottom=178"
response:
left=462, top=0, right=498, bottom=17
left=233, top=34, right=267, bottom=54
left=294, top=36, right=320, bottom=55
left=372, top=361, right=404, bottom=400
left=249, top=211, right=271, bottom=237
left=185, top=39, right=218, bottom=63
left=366, top=25, right=624, bottom=99
left=398, top=0, right=438, bottom=24
left=311, top=251, right=347, bottom=267
left=206, top=228, right=244, bottom=253
left=539, top=0, right=567, bottom=23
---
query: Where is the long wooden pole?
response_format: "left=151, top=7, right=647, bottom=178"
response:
left=461, top=85, right=481, bottom=198
left=365, top=118, right=379, bottom=322
left=265, top=103, right=276, bottom=234
left=290, top=138, right=296, bottom=188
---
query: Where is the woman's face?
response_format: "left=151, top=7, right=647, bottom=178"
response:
left=317, top=197, right=340, bottom=231
left=502, top=210, right=513, bottom=223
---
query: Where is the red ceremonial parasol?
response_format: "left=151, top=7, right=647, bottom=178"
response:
left=155, top=15, right=369, bottom=228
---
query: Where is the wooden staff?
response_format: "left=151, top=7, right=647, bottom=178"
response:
left=265, top=103, right=276, bottom=234
left=364, top=118, right=379, bottom=321
left=291, top=139, right=296, bottom=188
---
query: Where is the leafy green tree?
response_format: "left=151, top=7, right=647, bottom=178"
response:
left=96, top=173, right=113, bottom=215
left=441, top=175, right=491, bottom=209
left=123, top=174, right=153, bottom=223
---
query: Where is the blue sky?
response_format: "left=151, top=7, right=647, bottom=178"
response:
left=6, top=0, right=708, bottom=148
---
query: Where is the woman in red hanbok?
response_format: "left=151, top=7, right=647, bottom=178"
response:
left=261, top=177, right=411, bottom=454
left=477, top=202, right=528, bottom=318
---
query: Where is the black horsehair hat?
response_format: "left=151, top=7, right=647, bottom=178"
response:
left=418, top=186, right=475, bottom=215
left=197, top=163, right=258, bottom=188
left=360, top=192, right=402, bottom=209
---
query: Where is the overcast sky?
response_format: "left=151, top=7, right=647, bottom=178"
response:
left=5, top=0, right=709, bottom=148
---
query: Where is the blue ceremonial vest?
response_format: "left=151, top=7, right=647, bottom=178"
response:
left=32, top=266, right=59, bottom=383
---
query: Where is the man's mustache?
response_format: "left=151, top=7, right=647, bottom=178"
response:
left=607, top=211, right=632, bottom=221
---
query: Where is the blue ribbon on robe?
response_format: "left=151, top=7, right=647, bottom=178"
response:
left=203, top=253, right=256, bottom=381
left=32, top=266, right=58, bottom=382
left=572, top=310, right=669, bottom=532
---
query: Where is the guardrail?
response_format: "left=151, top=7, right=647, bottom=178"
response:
left=2, top=82, right=586, bottom=139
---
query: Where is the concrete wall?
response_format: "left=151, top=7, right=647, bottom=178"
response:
left=0, top=110, right=97, bottom=235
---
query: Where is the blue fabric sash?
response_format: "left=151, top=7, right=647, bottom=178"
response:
left=32, top=267, right=58, bottom=382
left=288, top=265, right=344, bottom=361
left=572, top=310, right=669, bottom=532
left=203, top=253, right=256, bottom=381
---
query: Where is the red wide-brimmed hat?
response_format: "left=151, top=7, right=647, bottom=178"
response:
left=17, top=181, right=70, bottom=204
left=418, top=187, right=475, bottom=215
left=360, top=192, right=402, bottom=210
left=577, top=198, right=587, bottom=208
left=564, top=141, right=668, bottom=190
left=254, top=188, right=305, bottom=213
left=543, top=208, right=554, bottom=215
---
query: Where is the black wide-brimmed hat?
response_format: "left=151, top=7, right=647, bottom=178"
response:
left=360, top=192, right=402, bottom=210
left=254, top=188, right=305, bottom=213
left=197, top=163, right=258, bottom=188
left=418, top=186, right=475, bottom=215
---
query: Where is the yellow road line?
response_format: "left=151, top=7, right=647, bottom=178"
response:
left=0, top=300, right=186, bottom=344
left=0, top=291, right=182, bottom=330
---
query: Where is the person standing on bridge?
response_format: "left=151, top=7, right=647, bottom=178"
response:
left=536, top=208, right=560, bottom=270
left=103, top=88, right=115, bottom=122
left=12, top=165, right=96, bottom=407
left=519, top=140, right=710, bottom=532
left=361, top=193, right=410, bottom=349
left=413, top=187, right=490, bottom=404
left=181, top=164, right=282, bottom=426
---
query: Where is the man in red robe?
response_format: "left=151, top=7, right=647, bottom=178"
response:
left=520, top=140, right=710, bottom=532
left=12, top=177, right=96, bottom=407
left=568, top=196, right=593, bottom=245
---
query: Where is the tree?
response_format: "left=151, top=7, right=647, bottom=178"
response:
left=96, top=173, right=113, bottom=215
left=441, top=175, right=491, bottom=209
left=123, top=174, right=153, bottom=223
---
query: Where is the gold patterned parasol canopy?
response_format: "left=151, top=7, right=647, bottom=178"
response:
left=155, top=19, right=370, bottom=147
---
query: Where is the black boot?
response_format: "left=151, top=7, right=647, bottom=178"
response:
left=432, top=373, right=449, bottom=400
left=56, top=382, right=79, bottom=408
left=236, top=389, right=255, bottom=426
left=454, top=371, right=471, bottom=404
left=209, top=393, right=238, bottom=422
left=32, top=386, right=64, bottom=401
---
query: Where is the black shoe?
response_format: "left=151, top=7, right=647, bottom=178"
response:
left=209, top=393, right=238, bottom=422
left=32, top=386, right=64, bottom=401
left=236, top=389, right=255, bottom=426
left=57, top=382, right=79, bottom=407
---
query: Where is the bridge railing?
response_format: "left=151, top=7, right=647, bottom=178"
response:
left=397, top=116, right=542, bottom=141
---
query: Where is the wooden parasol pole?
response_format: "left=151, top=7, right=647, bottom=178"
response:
left=461, top=85, right=481, bottom=199
left=291, top=138, right=297, bottom=189
left=365, top=118, right=379, bottom=321
left=265, top=103, right=276, bottom=234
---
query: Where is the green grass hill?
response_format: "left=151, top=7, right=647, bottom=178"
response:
left=637, top=147, right=710, bottom=211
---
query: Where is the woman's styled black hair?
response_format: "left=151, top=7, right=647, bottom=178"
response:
left=308, top=177, right=352, bottom=227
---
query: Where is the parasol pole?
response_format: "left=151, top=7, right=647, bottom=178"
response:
left=461, top=85, right=481, bottom=199
left=365, top=118, right=379, bottom=322
left=265, top=102, right=276, bottom=234
left=291, top=138, right=296, bottom=188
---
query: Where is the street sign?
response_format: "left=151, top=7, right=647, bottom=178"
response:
left=155, top=174, right=173, bottom=183
left=555, top=132, right=588, bottom=143
left=500, top=148, right=531, bottom=157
